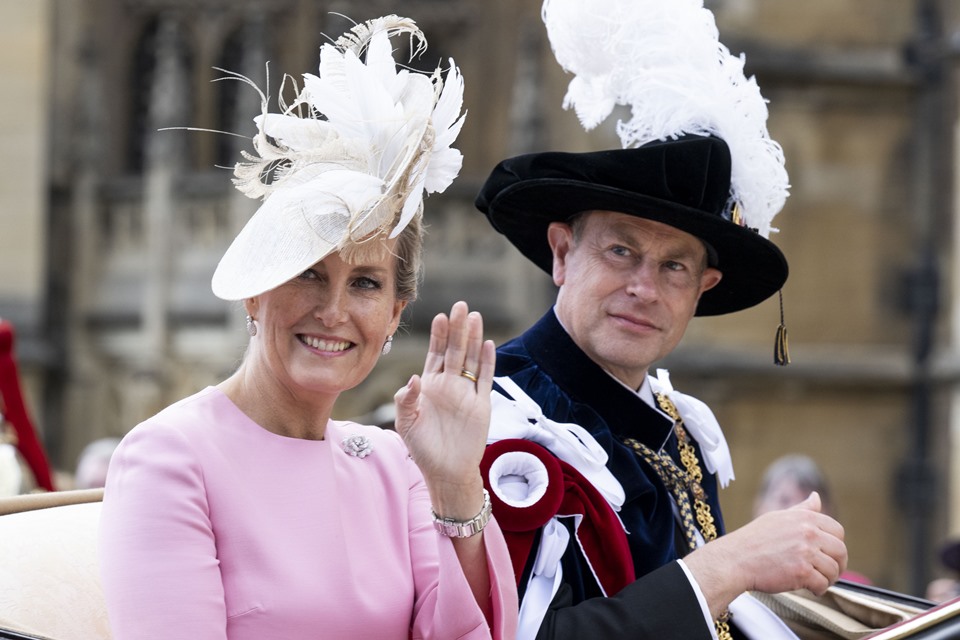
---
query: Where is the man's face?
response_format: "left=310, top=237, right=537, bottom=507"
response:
left=549, top=211, right=722, bottom=389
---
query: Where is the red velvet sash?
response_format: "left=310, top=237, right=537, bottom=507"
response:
left=481, top=438, right=634, bottom=596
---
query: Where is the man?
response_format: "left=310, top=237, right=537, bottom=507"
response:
left=475, top=135, right=848, bottom=639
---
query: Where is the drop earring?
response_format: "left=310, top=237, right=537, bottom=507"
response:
left=381, top=335, right=393, bottom=356
left=246, top=315, right=258, bottom=337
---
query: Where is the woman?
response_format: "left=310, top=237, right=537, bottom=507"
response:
left=99, top=16, right=518, bottom=639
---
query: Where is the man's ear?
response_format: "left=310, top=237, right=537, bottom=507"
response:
left=698, top=267, right=723, bottom=295
left=547, top=222, right=574, bottom=287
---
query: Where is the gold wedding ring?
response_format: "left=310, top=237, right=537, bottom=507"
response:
left=459, top=369, right=478, bottom=383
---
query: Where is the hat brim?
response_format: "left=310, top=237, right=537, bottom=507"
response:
left=482, top=179, right=788, bottom=316
left=211, top=188, right=345, bottom=301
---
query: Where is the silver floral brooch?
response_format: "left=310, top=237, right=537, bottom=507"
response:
left=341, top=434, right=373, bottom=458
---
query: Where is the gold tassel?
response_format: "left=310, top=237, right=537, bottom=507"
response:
left=775, top=323, right=790, bottom=365
left=774, top=290, right=790, bottom=366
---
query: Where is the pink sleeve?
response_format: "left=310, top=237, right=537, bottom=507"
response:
left=406, top=459, right=519, bottom=640
left=99, top=422, right=228, bottom=639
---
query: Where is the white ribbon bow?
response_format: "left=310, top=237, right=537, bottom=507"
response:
left=650, top=369, right=734, bottom=488
left=489, top=376, right=626, bottom=510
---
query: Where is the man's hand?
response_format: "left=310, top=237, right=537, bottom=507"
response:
left=683, top=492, right=848, bottom=618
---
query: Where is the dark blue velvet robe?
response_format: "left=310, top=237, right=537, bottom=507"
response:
left=494, top=309, right=726, bottom=639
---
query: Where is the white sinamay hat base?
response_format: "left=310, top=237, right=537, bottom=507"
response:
left=211, top=170, right=382, bottom=300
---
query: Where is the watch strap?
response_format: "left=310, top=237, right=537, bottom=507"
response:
left=432, top=489, right=492, bottom=538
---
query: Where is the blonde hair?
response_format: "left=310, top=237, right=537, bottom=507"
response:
left=393, top=214, right=424, bottom=302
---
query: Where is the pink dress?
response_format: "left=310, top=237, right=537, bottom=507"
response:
left=99, top=386, right=518, bottom=639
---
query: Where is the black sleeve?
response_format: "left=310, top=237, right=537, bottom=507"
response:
left=535, top=561, right=715, bottom=640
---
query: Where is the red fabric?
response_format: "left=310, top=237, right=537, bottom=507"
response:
left=557, top=458, right=635, bottom=595
left=0, top=320, right=55, bottom=491
left=481, top=439, right=564, bottom=582
left=481, top=438, right=635, bottom=597
left=483, top=439, right=566, bottom=531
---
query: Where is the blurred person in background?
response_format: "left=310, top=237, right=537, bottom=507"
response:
left=926, top=539, right=960, bottom=603
left=0, top=318, right=55, bottom=492
left=73, top=437, right=121, bottom=490
left=753, top=454, right=835, bottom=517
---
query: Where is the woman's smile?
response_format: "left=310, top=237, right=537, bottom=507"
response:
left=297, top=334, right=354, bottom=353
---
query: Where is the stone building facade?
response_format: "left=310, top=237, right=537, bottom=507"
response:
left=3, top=0, right=960, bottom=596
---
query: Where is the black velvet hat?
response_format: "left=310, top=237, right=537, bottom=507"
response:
left=474, top=135, right=788, bottom=317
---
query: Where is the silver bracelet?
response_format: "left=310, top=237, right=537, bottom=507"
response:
left=431, top=489, right=492, bottom=538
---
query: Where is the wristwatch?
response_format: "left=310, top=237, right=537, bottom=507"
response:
left=432, top=489, right=492, bottom=538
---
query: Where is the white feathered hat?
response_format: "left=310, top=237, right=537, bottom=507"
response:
left=211, top=16, right=466, bottom=301
left=477, top=0, right=791, bottom=322
left=541, top=0, right=789, bottom=238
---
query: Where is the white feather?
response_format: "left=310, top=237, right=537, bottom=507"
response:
left=232, top=16, right=464, bottom=242
left=424, top=60, right=466, bottom=193
left=542, top=0, right=789, bottom=236
left=257, top=114, right=339, bottom=153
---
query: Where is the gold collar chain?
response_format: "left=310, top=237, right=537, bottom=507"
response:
left=654, top=392, right=732, bottom=640
left=653, top=392, right=718, bottom=542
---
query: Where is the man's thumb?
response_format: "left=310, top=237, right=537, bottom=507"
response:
left=791, top=490, right=822, bottom=513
